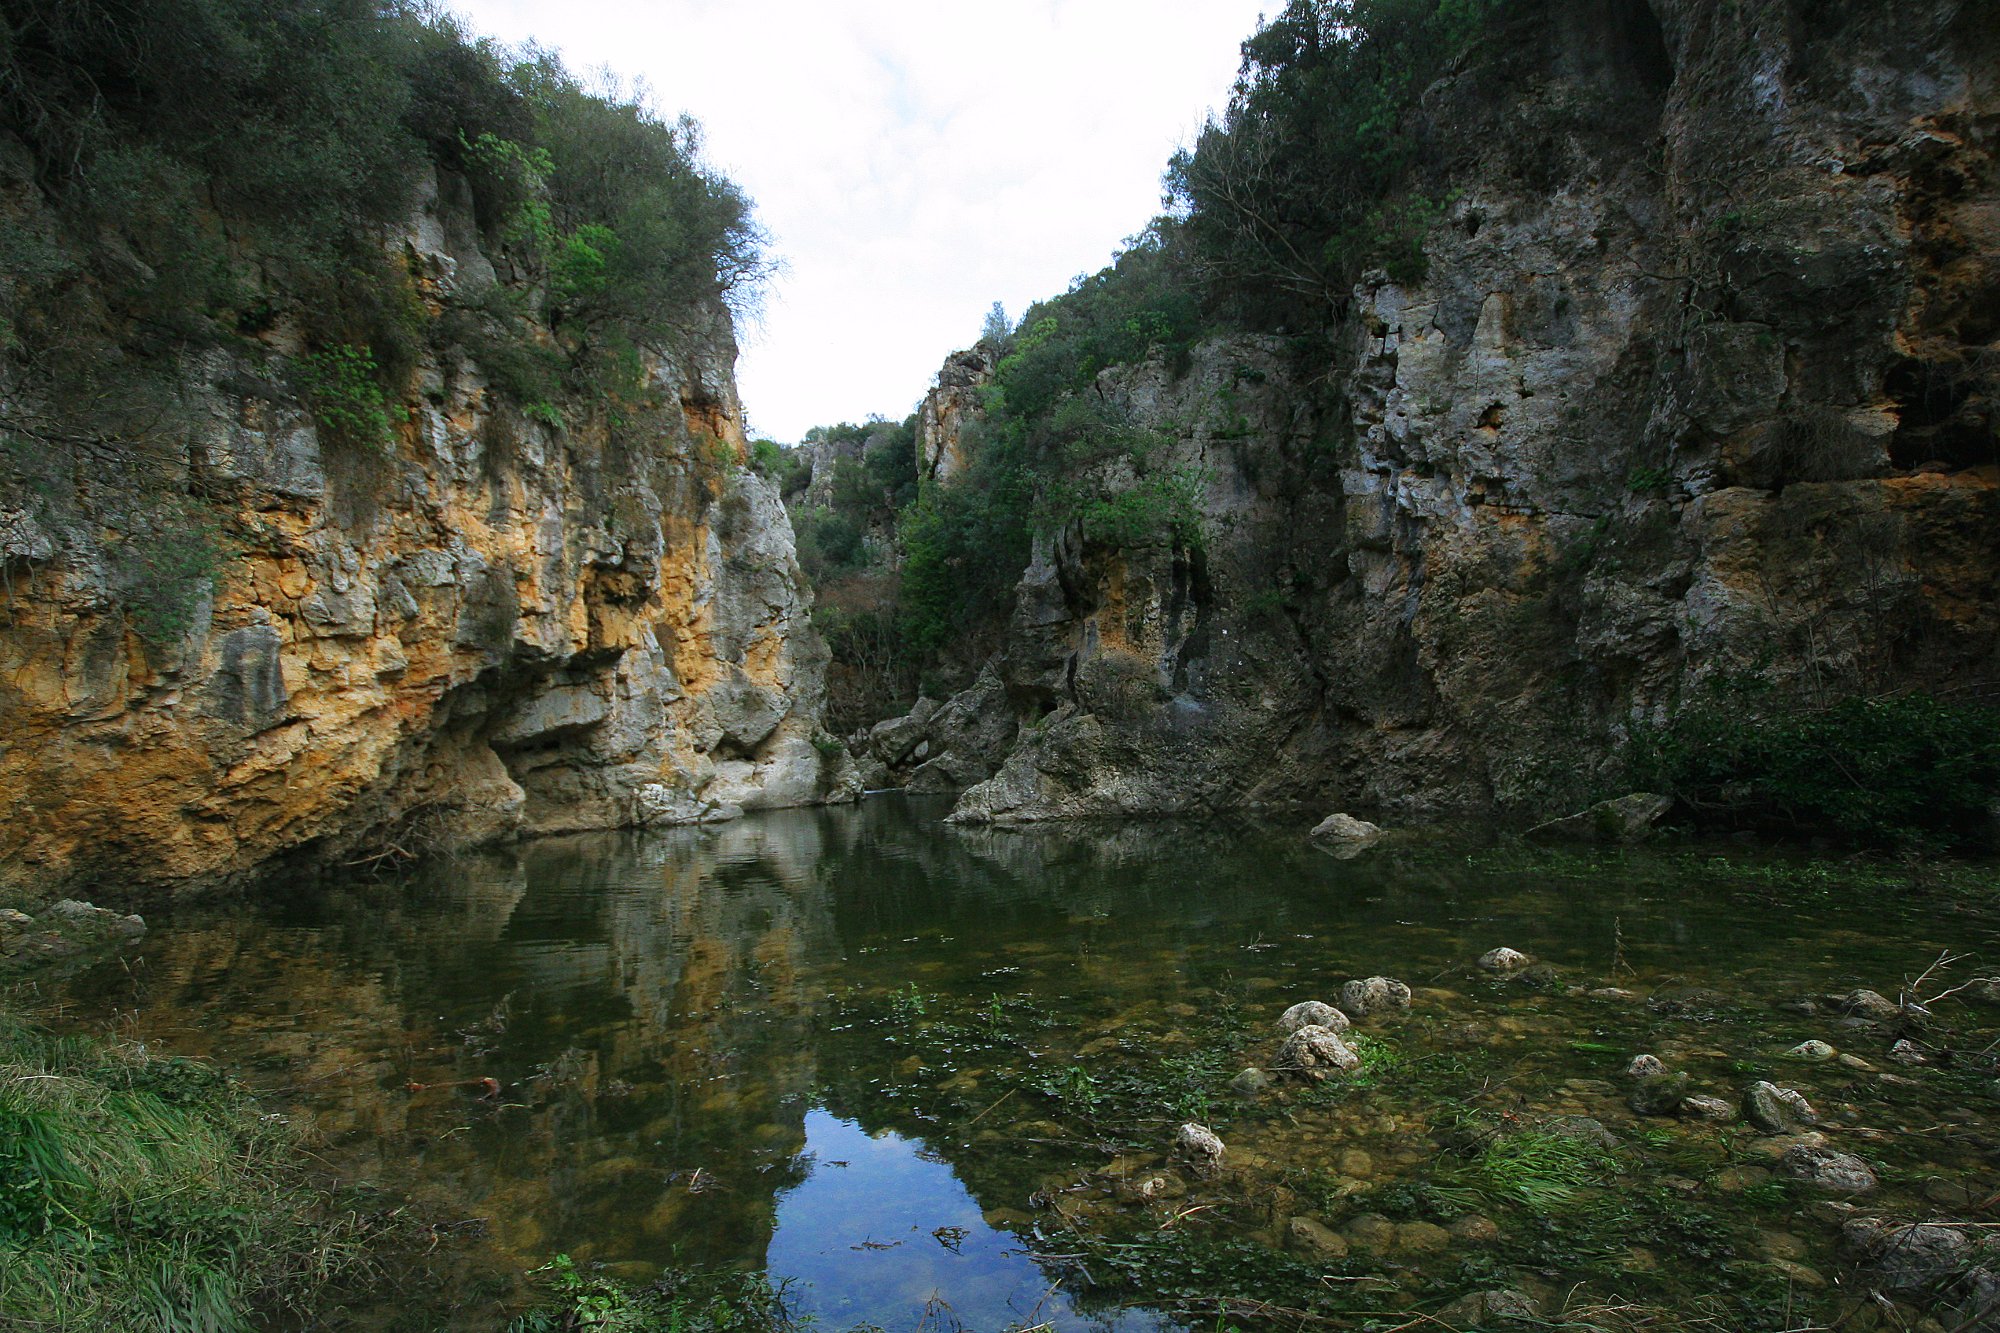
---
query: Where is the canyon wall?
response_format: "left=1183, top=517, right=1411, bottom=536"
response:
left=867, top=0, right=1999, bottom=824
left=0, top=166, right=856, bottom=897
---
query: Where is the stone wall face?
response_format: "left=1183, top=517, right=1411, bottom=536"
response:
left=0, top=170, right=856, bottom=896
left=916, top=345, right=997, bottom=487
left=919, top=0, right=1999, bottom=824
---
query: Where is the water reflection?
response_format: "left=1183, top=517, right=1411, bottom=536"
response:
left=770, top=1110, right=1161, bottom=1332
left=60, top=797, right=1978, bottom=1328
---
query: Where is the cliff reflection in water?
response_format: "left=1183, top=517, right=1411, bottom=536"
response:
left=87, top=807, right=869, bottom=1285
left=63, top=798, right=1977, bottom=1329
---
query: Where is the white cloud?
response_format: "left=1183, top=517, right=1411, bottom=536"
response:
left=446, top=0, right=1269, bottom=440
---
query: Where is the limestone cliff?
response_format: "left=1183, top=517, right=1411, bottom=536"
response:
left=873, top=0, right=1999, bottom=825
left=916, top=345, right=997, bottom=487
left=0, top=167, right=857, bottom=897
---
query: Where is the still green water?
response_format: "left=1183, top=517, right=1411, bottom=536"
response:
left=61, top=798, right=2000, bottom=1329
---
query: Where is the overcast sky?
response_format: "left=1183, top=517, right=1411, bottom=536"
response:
left=447, top=1, right=1270, bottom=442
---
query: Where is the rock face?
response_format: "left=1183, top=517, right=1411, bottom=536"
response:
left=920, top=3, right=2000, bottom=826
left=916, top=345, right=998, bottom=487
left=0, top=170, right=856, bottom=896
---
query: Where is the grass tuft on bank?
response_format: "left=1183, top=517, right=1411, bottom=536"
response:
left=0, top=1004, right=366, bottom=1331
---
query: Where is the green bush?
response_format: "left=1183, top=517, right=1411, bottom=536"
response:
left=0, top=0, right=768, bottom=476
left=1166, top=0, right=1505, bottom=321
left=1631, top=681, right=2000, bottom=848
left=294, top=344, right=407, bottom=454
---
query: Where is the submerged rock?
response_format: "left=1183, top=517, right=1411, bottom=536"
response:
left=1746, top=1082, right=1819, bottom=1134
left=1448, top=1213, right=1501, bottom=1243
left=1787, top=1040, right=1837, bottom=1061
left=1778, top=1144, right=1877, bottom=1193
left=1841, top=1218, right=1973, bottom=1288
left=1274, top=1025, right=1360, bottom=1081
left=1541, top=1116, right=1620, bottom=1150
left=1277, top=1000, right=1350, bottom=1035
left=1836, top=989, right=1902, bottom=1024
left=1680, top=1094, right=1737, bottom=1122
left=1525, top=792, right=1673, bottom=844
left=1173, top=1122, right=1225, bottom=1175
left=1286, top=1215, right=1348, bottom=1259
left=1339, top=976, right=1412, bottom=1017
left=1476, top=947, right=1533, bottom=973
left=1887, top=1038, right=1929, bottom=1066
left=1630, top=1072, right=1691, bottom=1117
left=1437, top=1290, right=1541, bottom=1326
left=1626, top=1053, right=1666, bottom=1078
left=1229, top=1067, right=1273, bottom=1097
left=1648, top=986, right=1734, bottom=1018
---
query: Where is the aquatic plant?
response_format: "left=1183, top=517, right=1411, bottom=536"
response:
left=509, top=1253, right=803, bottom=1332
left=1463, top=1129, right=1620, bottom=1213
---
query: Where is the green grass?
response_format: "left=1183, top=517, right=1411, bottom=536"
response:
left=0, top=1005, right=367, bottom=1331
left=1462, top=1129, right=1620, bottom=1213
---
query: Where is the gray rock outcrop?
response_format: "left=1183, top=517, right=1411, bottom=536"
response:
left=907, top=5, right=2000, bottom=831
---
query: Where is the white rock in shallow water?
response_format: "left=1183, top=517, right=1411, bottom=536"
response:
left=1309, top=812, right=1382, bottom=842
left=1339, top=976, right=1412, bottom=1017
left=1680, top=1094, right=1737, bottom=1121
left=1788, top=1040, right=1837, bottom=1061
left=1274, top=1025, right=1361, bottom=1081
left=1887, top=1039, right=1928, bottom=1066
left=1277, top=1000, right=1350, bottom=1035
left=1174, top=1122, right=1225, bottom=1173
left=1626, top=1054, right=1666, bottom=1078
left=1779, top=1144, right=1878, bottom=1194
left=1746, top=1081, right=1818, bottom=1133
left=1477, top=947, right=1533, bottom=973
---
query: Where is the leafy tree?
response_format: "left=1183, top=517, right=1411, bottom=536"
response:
left=979, top=301, right=1011, bottom=345
left=1166, top=0, right=1505, bottom=323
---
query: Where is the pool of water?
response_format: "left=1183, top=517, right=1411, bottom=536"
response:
left=52, top=797, right=2000, bottom=1330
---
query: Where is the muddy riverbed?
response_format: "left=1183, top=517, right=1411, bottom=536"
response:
left=42, top=798, right=2000, bottom=1330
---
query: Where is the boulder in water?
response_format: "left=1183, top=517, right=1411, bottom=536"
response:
left=1274, top=1025, right=1360, bottom=1081
left=1173, top=1122, right=1225, bottom=1175
left=1338, top=976, right=1412, bottom=1016
left=1745, top=1081, right=1818, bottom=1134
left=1277, top=1000, right=1349, bottom=1035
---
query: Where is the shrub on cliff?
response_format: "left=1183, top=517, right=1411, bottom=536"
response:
left=0, top=0, right=762, bottom=447
left=1166, top=0, right=1506, bottom=323
left=1632, top=683, right=2000, bottom=849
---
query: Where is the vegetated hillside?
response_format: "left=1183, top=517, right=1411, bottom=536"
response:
left=0, top=0, right=856, bottom=897
left=820, top=0, right=2000, bottom=847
